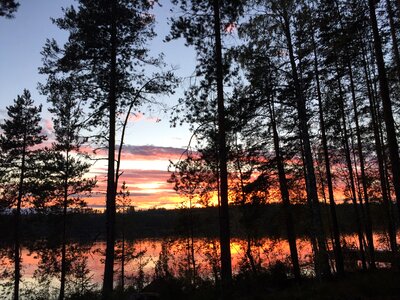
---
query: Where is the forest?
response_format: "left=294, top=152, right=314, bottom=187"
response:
left=1, top=0, right=400, bottom=299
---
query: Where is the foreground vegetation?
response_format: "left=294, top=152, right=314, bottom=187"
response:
left=47, top=269, right=400, bottom=300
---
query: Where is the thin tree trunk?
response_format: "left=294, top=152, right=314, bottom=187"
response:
left=368, top=0, right=400, bottom=219
left=347, top=61, right=376, bottom=268
left=59, top=151, right=69, bottom=300
left=312, top=32, right=344, bottom=275
left=14, top=134, right=26, bottom=300
left=121, top=217, right=125, bottom=291
left=336, top=71, right=367, bottom=270
left=234, top=136, right=258, bottom=275
left=368, top=70, right=398, bottom=268
left=299, top=140, right=322, bottom=274
left=212, top=0, right=232, bottom=295
left=268, top=98, right=301, bottom=280
left=397, top=0, right=400, bottom=18
left=361, top=39, right=399, bottom=266
left=386, top=0, right=400, bottom=82
left=188, top=196, right=196, bottom=285
left=103, top=1, right=117, bottom=297
left=282, top=11, right=330, bottom=278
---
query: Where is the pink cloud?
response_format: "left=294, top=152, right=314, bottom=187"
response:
left=76, top=145, right=188, bottom=209
left=128, top=112, right=144, bottom=122
left=127, top=112, right=161, bottom=123
left=84, top=144, right=186, bottom=161
left=121, top=145, right=184, bottom=160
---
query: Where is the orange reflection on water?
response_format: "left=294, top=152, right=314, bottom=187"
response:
left=0, top=232, right=396, bottom=296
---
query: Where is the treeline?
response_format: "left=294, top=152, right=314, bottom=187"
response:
left=1, top=0, right=400, bottom=299
left=0, top=204, right=395, bottom=243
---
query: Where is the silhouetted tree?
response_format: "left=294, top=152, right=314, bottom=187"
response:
left=233, top=9, right=302, bottom=279
left=0, top=90, right=46, bottom=300
left=39, top=78, right=96, bottom=300
left=40, top=1, right=175, bottom=297
left=368, top=0, right=400, bottom=221
left=168, top=0, right=244, bottom=294
left=0, top=0, right=19, bottom=18
left=169, top=155, right=217, bottom=285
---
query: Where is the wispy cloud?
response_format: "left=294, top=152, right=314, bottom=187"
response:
left=86, top=168, right=179, bottom=209
left=122, top=145, right=184, bottom=160
left=127, top=112, right=161, bottom=123
left=62, top=144, right=186, bottom=209
left=86, top=144, right=185, bottom=161
left=41, top=118, right=54, bottom=137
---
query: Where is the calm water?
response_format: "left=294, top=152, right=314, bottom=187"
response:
left=0, top=233, right=394, bottom=299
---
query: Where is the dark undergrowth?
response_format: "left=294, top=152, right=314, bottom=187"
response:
left=64, top=268, right=400, bottom=300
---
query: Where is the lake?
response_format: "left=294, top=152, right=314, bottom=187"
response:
left=0, top=232, right=394, bottom=299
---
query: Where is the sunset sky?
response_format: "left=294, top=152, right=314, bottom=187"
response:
left=0, top=0, right=198, bottom=209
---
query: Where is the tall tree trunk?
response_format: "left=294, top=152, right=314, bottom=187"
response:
left=268, top=99, right=301, bottom=280
left=347, top=62, right=376, bottom=268
left=386, top=0, right=400, bottom=82
left=103, top=1, right=117, bottom=298
left=234, top=136, right=258, bottom=275
left=59, top=151, right=69, bottom=300
left=299, top=140, right=323, bottom=275
left=189, top=197, right=196, bottom=285
left=361, top=39, right=399, bottom=266
left=312, top=32, right=344, bottom=275
left=367, top=67, right=398, bottom=267
left=121, top=217, right=125, bottom=291
left=368, top=0, right=400, bottom=219
left=336, top=71, right=367, bottom=270
left=282, top=11, right=330, bottom=278
left=397, top=0, right=400, bottom=17
left=14, top=135, right=26, bottom=300
left=212, top=0, right=232, bottom=295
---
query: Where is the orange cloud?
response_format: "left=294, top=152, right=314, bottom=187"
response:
left=86, top=168, right=181, bottom=210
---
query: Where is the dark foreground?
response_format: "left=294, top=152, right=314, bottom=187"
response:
left=65, top=269, right=400, bottom=300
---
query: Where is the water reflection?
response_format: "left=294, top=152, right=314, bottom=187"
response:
left=0, top=232, right=394, bottom=298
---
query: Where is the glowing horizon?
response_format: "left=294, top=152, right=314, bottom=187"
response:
left=83, top=144, right=187, bottom=210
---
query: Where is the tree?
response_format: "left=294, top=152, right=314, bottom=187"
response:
left=39, top=78, right=96, bottom=300
left=368, top=0, right=400, bottom=222
left=168, top=0, right=243, bottom=294
left=212, top=0, right=233, bottom=290
left=0, top=0, right=19, bottom=18
left=231, top=20, right=302, bottom=278
left=311, top=27, right=344, bottom=275
left=40, top=1, right=175, bottom=297
left=169, top=154, right=218, bottom=285
left=268, top=0, right=331, bottom=277
left=0, top=90, right=46, bottom=300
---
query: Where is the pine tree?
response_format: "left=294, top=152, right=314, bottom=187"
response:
left=232, top=16, right=302, bottom=279
left=0, top=0, right=18, bottom=18
left=271, top=0, right=331, bottom=277
left=39, top=79, right=96, bottom=300
left=368, top=0, right=400, bottom=227
left=0, top=90, right=46, bottom=300
left=168, top=0, right=244, bottom=294
left=40, top=1, right=175, bottom=296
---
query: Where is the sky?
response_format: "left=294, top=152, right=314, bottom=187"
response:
left=0, top=0, right=198, bottom=210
